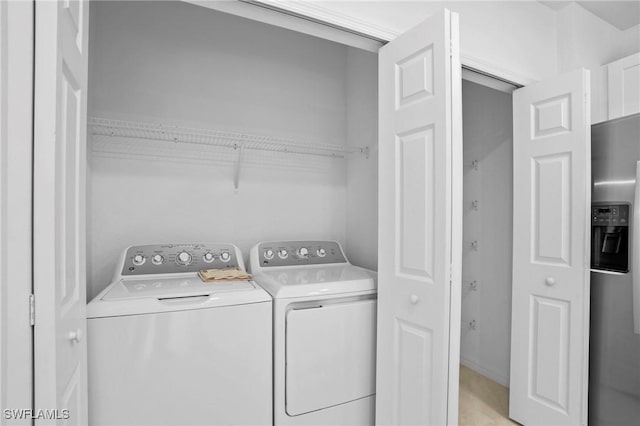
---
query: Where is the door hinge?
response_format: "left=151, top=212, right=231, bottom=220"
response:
left=29, top=294, right=35, bottom=326
left=450, top=263, right=454, bottom=285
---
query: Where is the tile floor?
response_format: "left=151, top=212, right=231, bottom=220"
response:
left=459, top=365, right=521, bottom=426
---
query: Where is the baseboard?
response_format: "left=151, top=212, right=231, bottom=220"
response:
left=460, top=356, right=509, bottom=388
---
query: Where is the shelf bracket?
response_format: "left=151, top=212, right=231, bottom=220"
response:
left=233, top=139, right=246, bottom=191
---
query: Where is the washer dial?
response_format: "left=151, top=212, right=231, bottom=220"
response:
left=151, top=254, right=164, bottom=265
left=264, top=249, right=275, bottom=260
left=132, top=254, right=146, bottom=265
left=278, top=249, right=288, bottom=259
left=220, top=252, right=231, bottom=262
left=203, top=252, right=215, bottom=263
left=176, top=251, right=192, bottom=266
left=317, top=248, right=326, bottom=257
left=298, top=247, right=309, bottom=258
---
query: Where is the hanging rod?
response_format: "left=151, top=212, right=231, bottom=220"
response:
left=88, top=117, right=369, bottom=159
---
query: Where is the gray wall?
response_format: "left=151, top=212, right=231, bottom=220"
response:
left=460, top=80, right=513, bottom=386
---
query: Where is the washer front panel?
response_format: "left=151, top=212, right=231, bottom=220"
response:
left=121, top=243, right=239, bottom=276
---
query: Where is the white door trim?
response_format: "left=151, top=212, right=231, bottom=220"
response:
left=448, top=11, right=463, bottom=425
left=184, top=0, right=384, bottom=52
left=0, top=0, right=34, bottom=421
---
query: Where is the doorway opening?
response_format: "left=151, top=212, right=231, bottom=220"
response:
left=459, top=70, right=518, bottom=424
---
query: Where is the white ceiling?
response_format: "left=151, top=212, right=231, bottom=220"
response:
left=539, top=1, right=640, bottom=30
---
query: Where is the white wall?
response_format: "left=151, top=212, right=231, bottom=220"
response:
left=460, top=80, right=513, bottom=387
left=345, top=48, right=378, bottom=271
left=314, top=0, right=559, bottom=83
left=87, top=1, right=375, bottom=298
left=557, top=3, right=640, bottom=73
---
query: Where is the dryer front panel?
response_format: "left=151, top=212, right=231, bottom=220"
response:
left=285, top=299, right=376, bottom=416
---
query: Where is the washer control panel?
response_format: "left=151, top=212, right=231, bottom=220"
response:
left=258, top=241, right=346, bottom=267
left=120, top=243, right=240, bottom=276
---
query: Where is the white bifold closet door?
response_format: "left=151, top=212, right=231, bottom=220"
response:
left=376, top=9, right=462, bottom=426
left=509, top=69, right=591, bottom=426
left=33, top=0, right=90, bottom=424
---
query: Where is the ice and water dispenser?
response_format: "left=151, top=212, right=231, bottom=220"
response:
left=591, top=204, right=630, bottom=273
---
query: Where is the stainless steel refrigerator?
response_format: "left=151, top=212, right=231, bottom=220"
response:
left=590, top=113, right=640, bottom=425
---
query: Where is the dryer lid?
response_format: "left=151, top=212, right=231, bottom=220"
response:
left=253, top=264, right=377, bottom=299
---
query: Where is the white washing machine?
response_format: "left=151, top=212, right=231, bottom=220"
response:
left=87, top=243, right=272, bottom=426
left=249, top=240, right=377, bottom=426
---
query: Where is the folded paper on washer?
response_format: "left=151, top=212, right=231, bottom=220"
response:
left=198, top=267, right=252, bottom=282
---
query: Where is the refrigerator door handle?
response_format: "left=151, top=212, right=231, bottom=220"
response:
left=634, top=161, right=640, bottom=334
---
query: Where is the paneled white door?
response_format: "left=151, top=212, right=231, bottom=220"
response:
left=376, top=9, right=462, bottom=426
left=33, top=0, right=89, bottom=424
left=509, top=69, right=591, bottom=426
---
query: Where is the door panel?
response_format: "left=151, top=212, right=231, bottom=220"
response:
left=377, top=9, right=461, bottom=426
left=286, top=300, right=376, bottom=416
left=397, top=126, right=434, bottom=279
left=34, top=0, right=89, bottom=424
left=530, top=295, right=570, bottom=411
left=510, top=69, right=591, bottom=426
left=533, top=153, right=571, bottom=265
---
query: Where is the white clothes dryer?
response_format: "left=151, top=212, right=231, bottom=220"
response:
left=87, top=243, right=272, bottom=426
left=249, top=241, right=377, bottom=426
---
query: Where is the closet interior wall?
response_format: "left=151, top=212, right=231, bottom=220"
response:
left=86, top=1, right=378, bottom=299
left=461, top=80, right=514, bottom=386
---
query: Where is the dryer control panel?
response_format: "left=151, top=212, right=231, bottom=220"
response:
left=256, top=241, right=347, bottom=267
left=119, top=243, right=241, bottom=276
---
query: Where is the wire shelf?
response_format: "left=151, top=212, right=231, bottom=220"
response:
left=88, top=117, right=368, bottom=159
left=88, top=117, right=369, bottom=190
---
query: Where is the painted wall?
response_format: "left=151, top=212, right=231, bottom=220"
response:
left=310, top=0, right=639, bottom=83
left=460, top=80, right=513, bottom=386
left=87, top=1, right=375, bottom=298
left=557, top=2, right=640, bottom=73
left=314, top=0, right=559, bottom=83
left=345, top=48, right=378, bottom=271
left=555, top=3, right=640, bottom=122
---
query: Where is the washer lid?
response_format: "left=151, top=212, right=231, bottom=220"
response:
left=102, top=276, right=255, bottom=300
left=252, top=264, right=377, bottom=299
left=87, top=274, right=271, bottom=318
